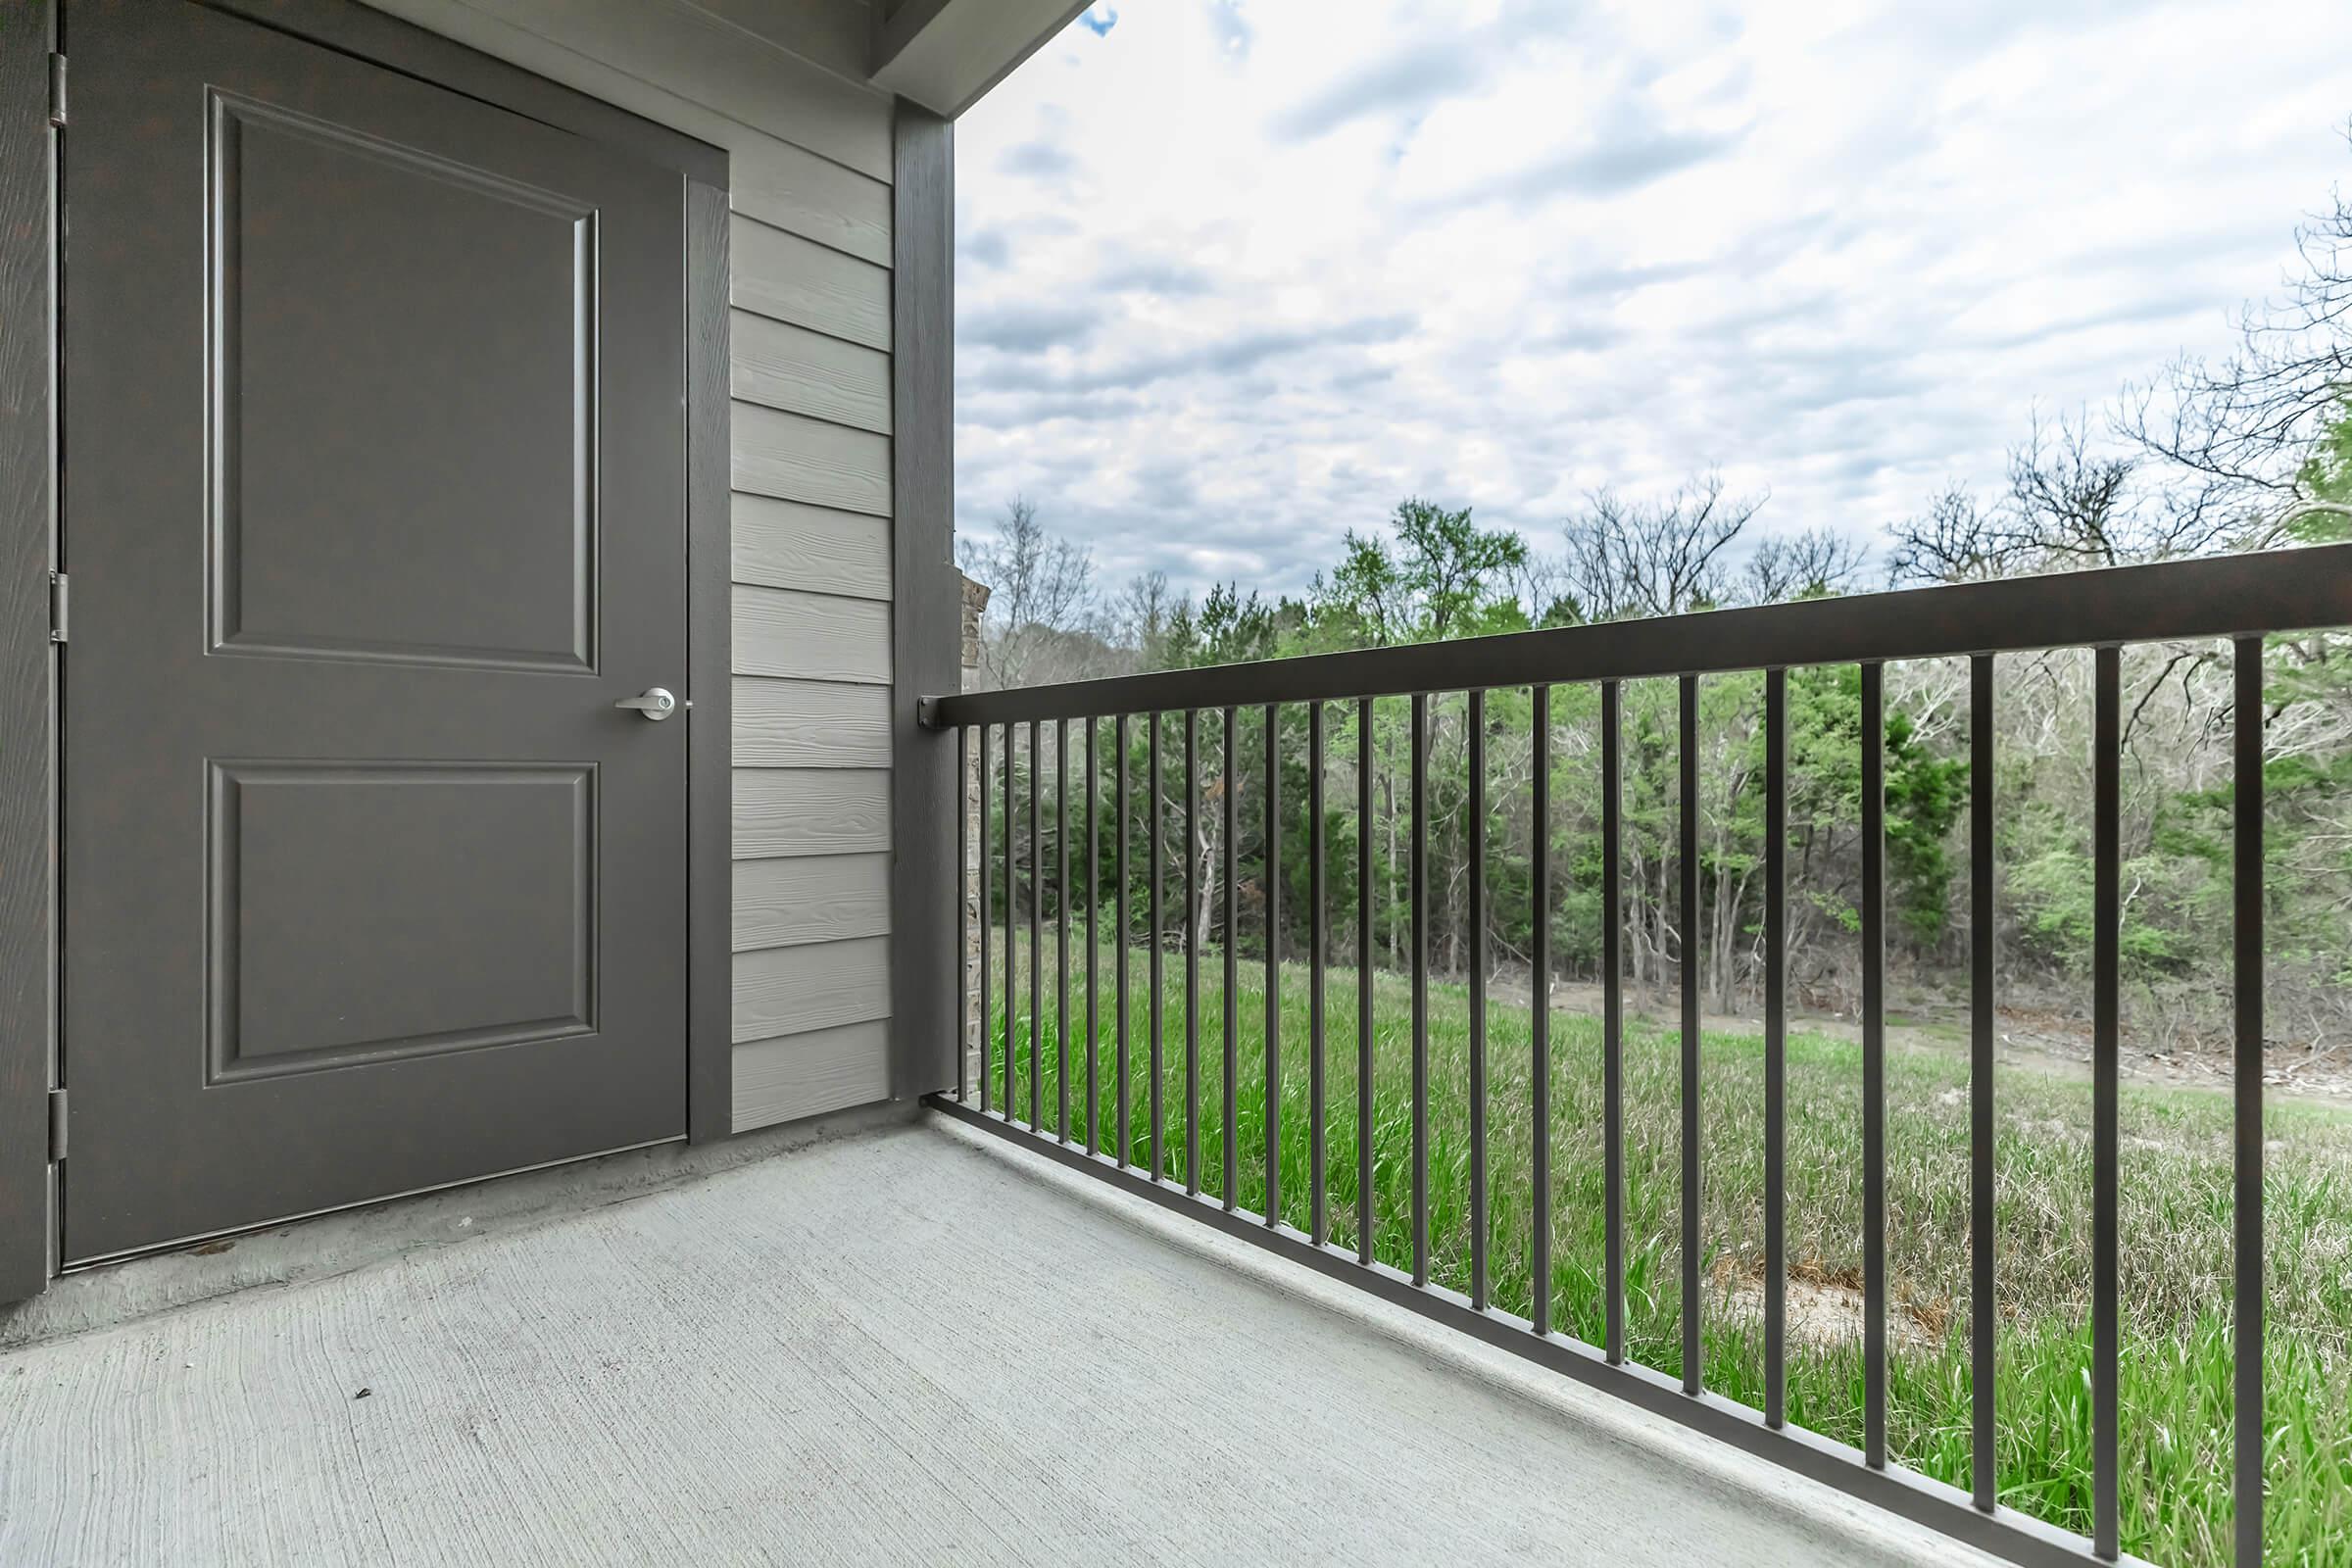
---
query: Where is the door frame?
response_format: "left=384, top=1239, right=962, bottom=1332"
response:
left=0, top=0, right=734, bottom=1301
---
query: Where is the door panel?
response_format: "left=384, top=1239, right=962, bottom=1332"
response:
left=214, top=90, right=600, bottom=671
left=63, top=0, right=690, bottom=1262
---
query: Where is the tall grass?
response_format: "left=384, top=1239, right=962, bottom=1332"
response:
left=981, top=934, right=2352, bottom=1568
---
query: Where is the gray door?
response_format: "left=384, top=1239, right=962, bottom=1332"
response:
left=62, top=0, right=690, bottom=1263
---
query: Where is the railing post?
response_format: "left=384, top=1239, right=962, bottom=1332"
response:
left=884, top=103, right=956, bottom=1103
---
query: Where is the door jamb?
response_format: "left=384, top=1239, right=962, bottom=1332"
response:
left=0, top=0, right=61, bottom=1305
left=684, top=179, right=732, bottom=1144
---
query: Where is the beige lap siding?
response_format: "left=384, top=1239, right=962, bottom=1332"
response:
left=361, top=0, right=900, bottom=1132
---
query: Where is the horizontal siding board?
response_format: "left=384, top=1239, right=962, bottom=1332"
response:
left=732, top=935, right=890, bottom=1042
left=731, top=311, right=891, bottom=433
left=730, top=148, right=890, bottom=267
left=733, top=853, right=890, bottom=950
left=732, top=216, right=891, bottom=350
left=734, top=677, right=890, bottom=767
left=732, top=767, right=889, bottom=858
left=734, top=584, right=891, bottom=684
left=731, top=494, right=891, bottom=600
left=362, top=0, right=893, bottom=181
left=730, top=1018, right=890, bottom=1131
left=679, top=0, right=870, bottom=94
left=732, top=402, right=891, bottom=517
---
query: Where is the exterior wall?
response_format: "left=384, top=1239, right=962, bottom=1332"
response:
left=361, top=0, right=900, bottom=1132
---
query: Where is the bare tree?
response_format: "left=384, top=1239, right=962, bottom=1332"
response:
left=1886, top=483, right=2000, bottom=585
left=2120, top=128, right=2352, bottom=524
left=956, top=497, right=1100, bottom=688
left=1109, top=569, right=1175, bottom=671
left=1740, top=525, right=1870, bottom=605
left=1559, top=472, right=1768, bottom=620
left=1888, top=410, right=2229, bottom=586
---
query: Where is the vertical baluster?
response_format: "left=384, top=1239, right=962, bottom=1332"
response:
left=1679, top=674, right=1702, bottom=1396
left=1087, top=716, right=1101, bottom=1155
left=1116, top=713, right=1132, bottom=1167
left=979, top=724, right=995, bottom=1114
left=1530, top=684, right=1552, bottom=1337
left=2232, top=637, right=2265, bottom=1568
left=1308, top=702, right=1328, bottom=1246
left=1264, top=703, right=1282, bottom=1226
left=1970, top=656, right=1996, bottom=1505
left=1862, top=662, right=1887, bottom=1463
left=1150, top=712, right=1165, bottom=1177
left=1008, top=725, right=1021, bottom=1119
left=1223, top=706, right=1240, bottom=1209
left=1602, top=679, right=1625, bottom=1364
left=1410, top=692, right=1430, bottom=1288
left=1057, top=716, right=1070, bottom=1142
left=1469, top=689, right=1489, bottom=1311
left=1186, top=710, right=1201, bottom=1196
left=1357, top=697, right=1376, bottom=1266
left=1765, top=668, right=1788, bottom=1427
left=2092, top=646, right=2120, bottom=1557
left=956, top=725, right=970, bottom=1102
left=1030, top=720, right=1044, bottom=1130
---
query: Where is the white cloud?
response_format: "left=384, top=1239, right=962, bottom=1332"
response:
left=955, top=0, right=2352, bottom=599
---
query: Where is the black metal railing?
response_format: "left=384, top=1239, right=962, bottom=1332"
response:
left=921, top=541, right=2352, bottom=1568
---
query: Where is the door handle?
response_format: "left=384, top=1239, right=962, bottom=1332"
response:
left=615, top=686, right=687, bottom=721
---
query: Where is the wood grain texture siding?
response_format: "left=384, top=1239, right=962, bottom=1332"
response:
left=733, top=854, right=889, bottom=950
left=732, top=217, right=889, bottom=351
left=734, top=584, right=890, bottom=685
left=732, top=402, right=891, bottom=517
left=730, top=311, right=890, bottom=433
left=730, top=148, right=888, bottom=267
left=677, top=0, right=870, bottom=94
left=730, top=1019, right=889, bottom=1131
left=730, top=495, right=890, bottom=601
left=363, top=0, right=894, bottom=181
left=734, top=677, right=890, bottom=768
left=733, top=768, right=890, bottom=858
left=732, top=937, right=889, bottom=1042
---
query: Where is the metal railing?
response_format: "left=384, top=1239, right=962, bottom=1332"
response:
left=920, top=541, right=2352, bottom=1568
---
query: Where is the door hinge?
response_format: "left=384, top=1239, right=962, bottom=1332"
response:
left=47, top=1089, right=66, bottom=1162
left=47, top=53, right=65, bottom=128
left=48, top=571, right=66, bottom=644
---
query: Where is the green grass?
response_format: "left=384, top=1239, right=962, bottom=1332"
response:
left=978, top=933, right=2352, bottom=1568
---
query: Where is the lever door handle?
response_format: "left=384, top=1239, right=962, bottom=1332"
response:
left=615, top=686, right=685, bottom=721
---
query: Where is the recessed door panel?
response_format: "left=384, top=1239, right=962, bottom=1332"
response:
left=209, top=761, right=595, bottom=1078
left=63, top=0, right=691, bottom=1262
left=212, top=90, right=599, bottom=671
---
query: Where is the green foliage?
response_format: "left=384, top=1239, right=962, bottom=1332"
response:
left=2290, top=399, right=2352, bottom=530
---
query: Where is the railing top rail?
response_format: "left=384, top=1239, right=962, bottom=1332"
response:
left=925, top=540, right=2352, bottom=727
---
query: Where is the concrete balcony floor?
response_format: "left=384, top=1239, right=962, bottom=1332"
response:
left=0, top=1111, right=1998, bottom=1567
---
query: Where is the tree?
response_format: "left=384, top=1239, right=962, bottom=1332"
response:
left=2121, top=123, right=2352, bottom=532
left=1887, top=411, right=2230, bottom=585
left=1312, top=498, right=1529, bottom=649
left=1559, top=473, right=1765, bottom=619
left=956, top=497, right=1101, bottom=687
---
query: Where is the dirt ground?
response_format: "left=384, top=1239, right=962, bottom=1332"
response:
left=1490, top=976, right=2352, bottom=1108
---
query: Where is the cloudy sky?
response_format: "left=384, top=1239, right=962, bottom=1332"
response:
left=953, top=0, right=2352, bottom=601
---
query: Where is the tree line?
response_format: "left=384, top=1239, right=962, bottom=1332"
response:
left=958, top=139, right=2352, bottom=1063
